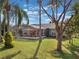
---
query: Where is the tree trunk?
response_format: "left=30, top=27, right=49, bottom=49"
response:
left=33, top=40, right=42, bottom=59
left=7, top=11, right=9, bottom=32
left=0, top=11, right=1, bottom=42
left=56, top=25, right=63, bottom=51
left=33, top=0, right=42, bottom=58
left=56, top=32, right=63, bottom=51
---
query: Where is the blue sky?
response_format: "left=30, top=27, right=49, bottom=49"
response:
left=10, top=0, right=48, bottom=24
left=9, top=0, right=72, bottom=25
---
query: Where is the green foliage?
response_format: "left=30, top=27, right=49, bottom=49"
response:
left=4, top=32, right=14, bottom=48
left=1, top=36, right=5, bottom=43
left=74, top=14, right=79, bottom=29
left=73, top=2, right=79, bottom=11
left=13, top=5, right=29, bottom=27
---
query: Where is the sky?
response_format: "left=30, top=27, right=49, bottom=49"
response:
left=9, top=0, right=73, bottom=25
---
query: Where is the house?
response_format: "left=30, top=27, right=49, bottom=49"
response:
left=32, top=23, right=56, bottom=37
left=12, top=23, right=56, bottom=37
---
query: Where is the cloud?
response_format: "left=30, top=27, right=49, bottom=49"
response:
left=24, top=4, right=27, bottom=7
left=0, top=13, right=4, bottom=22
left=42, top=13, right=47, bottom=16
left=57, top=13, right=62, bottom=16
left=24, top=8, right=38, bottom=15
left=65, top=16, right=71, bottom=19
left=41, top=18, right=50, bottom=24
left=23, top=8, right=51, bottom=24
left=43, top=5, right=51, bottom=10
left=28, top=11, right=38, bottom=15
left=24, top=9, right=28, bottom=12
left=56, top=13, right=71, bottom=20
left=23, top=5, right=51, bottom=18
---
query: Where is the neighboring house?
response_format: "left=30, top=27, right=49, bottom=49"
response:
left=12, top=23, right=56, bottom=37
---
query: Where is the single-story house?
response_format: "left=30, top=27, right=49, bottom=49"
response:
left=12, top=23, right=56, bottom=37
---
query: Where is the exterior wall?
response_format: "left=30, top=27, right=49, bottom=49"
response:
left=13, top=26, right=40, bottom=37
left=49, top=29, right=56, bottom=37
left=12, top=25, right=55, bottom=37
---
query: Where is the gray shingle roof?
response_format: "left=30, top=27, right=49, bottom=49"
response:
left=31, top=23, right=55, bottom=29
left=12, top=23, right=55, bottom=30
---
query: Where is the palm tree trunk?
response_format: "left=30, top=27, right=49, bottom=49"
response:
left=33, top=0, right=42, bottom=58
left=33, top=40, right=42, bottom=59
left=7, top=11, right=9, bottom=32
left=0, top=10, right=2, bottom=42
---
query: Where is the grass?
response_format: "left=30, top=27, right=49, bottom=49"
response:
left=0, top=38, right=79, bottom=59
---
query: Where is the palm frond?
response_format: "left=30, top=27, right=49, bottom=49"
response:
left=20, top=9, right=29, bottom=24
left=13, top=5, right=29, bottom=26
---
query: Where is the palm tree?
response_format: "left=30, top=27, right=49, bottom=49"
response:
left=33, top=0, right=42, bottom=58
left=13, top=5, right=29, bottom=36
left=0, top=0, right=29, bottom=34
left=13, top=5, right=29, bottom=26
left=0, top=0, right=29, bottom=43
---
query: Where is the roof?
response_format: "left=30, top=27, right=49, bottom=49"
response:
left=31, top=23, right=55, bottom=29
left=12, top=23, right=55, bottom=30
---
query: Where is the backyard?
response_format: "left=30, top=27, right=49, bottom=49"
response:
left=0, top=0, right=79, bottom=59
left=0, top=38, right=79, bottom=59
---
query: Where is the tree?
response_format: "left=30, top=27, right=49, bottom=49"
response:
left=13, top=5, right=29, bottom=26
left=65, top=2, right=79, bottom=40
left=0, top=0, right=29, bottom=35
left=72, top=2, right=79, bottom=30
left=33, top=0, right=42, bottom=59
left=0, top=0, right=29, bottom=48
left=42, top=0, right=73, bottom=51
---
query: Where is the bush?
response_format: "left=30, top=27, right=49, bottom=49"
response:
left=4, top=32, right=14, bottom=48
left=1, top=36, right=5, bottom=43
left=0, top=36, right=5, bottom=43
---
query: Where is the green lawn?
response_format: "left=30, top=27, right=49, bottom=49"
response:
left=0, top=38, right=79, bottom=59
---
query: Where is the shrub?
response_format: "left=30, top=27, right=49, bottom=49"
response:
left=1, top=36, right=5, bottom=43
left=4, top=32, right=14, bottom=48
left=0, top=36, right=5, bottom=43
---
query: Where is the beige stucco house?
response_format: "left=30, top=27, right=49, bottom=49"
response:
left=12, top=23, right=56, bottom=37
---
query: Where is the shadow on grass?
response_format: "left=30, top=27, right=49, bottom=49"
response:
left=48, top=50, right=75, bottom=59
left=63, top=44, right=79, bottom=59
left=16, top=39, right=39, bottom=42
left=0, top=47, right=9, bottom=52
left=0, top=46, right=15, bottom=52
left=48, top=44, right=79, bottom=59
left=1, top=50, right=21, bottom=59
